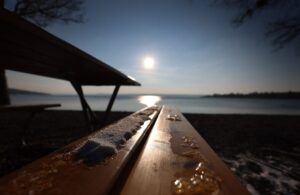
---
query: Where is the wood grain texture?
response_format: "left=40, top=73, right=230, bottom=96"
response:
left=120, top=106, right=250, bottom=195
left=0, top=106, right=249, bottom=195
left=0, top=108, right=160, bottom=195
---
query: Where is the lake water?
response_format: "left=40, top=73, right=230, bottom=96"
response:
left=11, top=94, right=300, bottom=115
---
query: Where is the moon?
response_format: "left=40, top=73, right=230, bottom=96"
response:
left=143, top=57, right=155, bottom=69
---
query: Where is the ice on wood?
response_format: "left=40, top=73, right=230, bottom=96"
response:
left=74, top=138, right=117, bottom=164
left=73, top=106, right=159, bottom=164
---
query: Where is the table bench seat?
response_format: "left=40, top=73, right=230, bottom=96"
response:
left=0, top=106, right=249, bottom=195
left=0, top=104, right=61, bottom=112
left=0, top=104, right=61, bottom=146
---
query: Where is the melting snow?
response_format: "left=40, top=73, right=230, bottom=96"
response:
left=73, top=106, right=159, bottom=164
left=222, top=151, right=300, bottom=195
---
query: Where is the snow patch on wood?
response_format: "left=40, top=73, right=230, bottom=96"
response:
left=73, top=106, right=159, bottom=164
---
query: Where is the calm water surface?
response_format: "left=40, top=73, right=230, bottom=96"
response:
left=11, top=94, right=300, bottom=114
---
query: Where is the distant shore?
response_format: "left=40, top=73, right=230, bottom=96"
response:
left=206, top=91, right=300, bottom=99
left=0, top=110, right=299, bottom=194
left=10, top=87, right=300, bottom=99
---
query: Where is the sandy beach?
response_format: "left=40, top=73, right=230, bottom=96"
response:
left=0, top=110, right=299, bottom=194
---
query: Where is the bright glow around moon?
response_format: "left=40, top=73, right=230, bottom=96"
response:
left=143, top=57, right=155, bottom=69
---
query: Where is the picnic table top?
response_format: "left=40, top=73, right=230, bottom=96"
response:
left=0, top=9, right=140, bottom=86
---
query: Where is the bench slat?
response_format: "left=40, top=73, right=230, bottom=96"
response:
left=0, top=107, right=160, bottom=195
left=0, top=106, right=249, bottom=194
left=120, top=106, right=249, bottom=195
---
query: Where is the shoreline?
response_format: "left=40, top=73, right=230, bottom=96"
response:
left=0, top=110, right=299, bottom=194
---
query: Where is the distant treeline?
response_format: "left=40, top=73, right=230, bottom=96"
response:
left=208, top=92, right=300, bottom=99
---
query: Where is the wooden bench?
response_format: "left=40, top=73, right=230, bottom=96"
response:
left=0, top=104, right=61, bottom=146
left=119, top=106, right=249, bottom=195
left=0, top=104, right=61, bottom=112
left=0, top=106, right=249, bottom=195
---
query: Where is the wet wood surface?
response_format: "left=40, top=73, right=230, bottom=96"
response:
left=0, top=106, right=249, bottom=195
left=0, top=108, right=160, bottom=195
left=120, top=106, right=249, bottom=195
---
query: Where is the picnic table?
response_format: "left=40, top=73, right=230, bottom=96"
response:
left=0, top=106, right=249, bottom=195
left=0, top=8, right=249, bottom=194
left=0, top=8, right=139, bottom=130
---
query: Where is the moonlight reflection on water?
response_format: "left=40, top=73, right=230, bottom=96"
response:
left=138, top=95, right=161, bottom=107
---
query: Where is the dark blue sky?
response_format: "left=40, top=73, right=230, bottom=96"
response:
left=6, top=0, right=300, bottom=95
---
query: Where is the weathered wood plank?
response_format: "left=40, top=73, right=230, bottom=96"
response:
left=0, top=106, right=249, bottom=194
left=120, top=106, right=249, bottom=195
left=0, top=9, right=139, bottom=86
left=0, top=107, right=160, bottom=195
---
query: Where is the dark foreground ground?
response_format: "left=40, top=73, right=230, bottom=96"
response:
left=0, top=110, right=299, bottom=194
left=184, top=114, right=300, bottom=195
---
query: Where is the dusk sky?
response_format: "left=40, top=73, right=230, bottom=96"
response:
left=5, top=0, right=300, bottom=95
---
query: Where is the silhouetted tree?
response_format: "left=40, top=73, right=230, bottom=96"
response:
left=13, top=0, right=84, bottom=27
left=214, top=0, right=300, bottom=52
left=0, top=0, right=85, bottom=105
